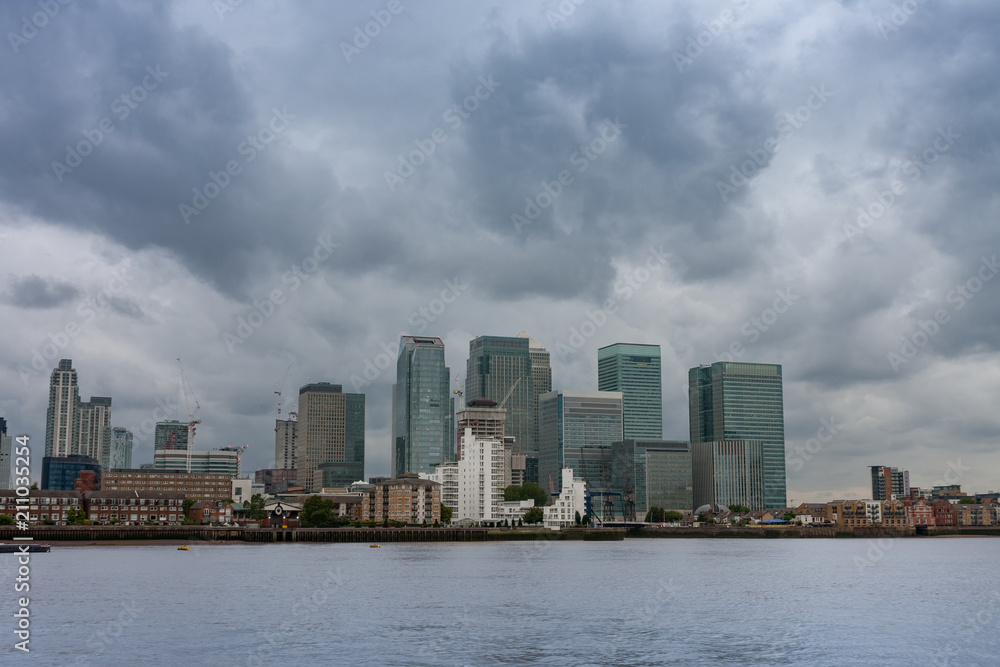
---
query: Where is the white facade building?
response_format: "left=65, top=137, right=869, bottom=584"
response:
left=456, top=428, right=505, bottom=523
left=496, top=499, right=534, bottom=524
left=543, top=468, right=587, bottom=530
left=421, top=462, right=458, bottom=519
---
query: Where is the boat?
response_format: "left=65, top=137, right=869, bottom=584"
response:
left=0, top=544, right=51, bottom=553
left=369, top=544, right=381, bottom=548
left=177, top=546, right=190, bottom=551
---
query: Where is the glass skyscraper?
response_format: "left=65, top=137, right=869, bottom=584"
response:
left=466, top=335, right=537, bottom=455
left=598, top=343, right=662, bottom=440
left=612, top=439, right=693, bottom=516
left=538, top=390, right=623, bottom=495
left=689, top=362, right=785, bottom=509
left=393, top=336, right=452, bottom=476
left=296, top=382, right=365, bottom=492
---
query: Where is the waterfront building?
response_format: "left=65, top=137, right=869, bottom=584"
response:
left=392, top=336, right=452, bottom=476
left=83, top=491, right=186, bottom=525
left=99, top=469, right=233, bottom=502
left=932, top=499, right=957, bottom=526
left=870, top=466, right=910, bottom=501
left=104, top=426, right=133, bottom=470
left=274, top=417, right=297, bottom=470
left=421, top=462, right=458, bottom=518
left=362, top=474, right=441, bottom=524
left=296, top=382, right=365, bottom=493
left=495, top=499, right=535, bottom=524
left=906, top=499, right=935, bottom=527
left=254, top=468, right=298, bottom=495
left=955, top=503, right=1000, bottom=526
left=598, top=343, right=662, bottom=440
left=0, top=489, right=84, bottom=525
left=538, top=390, right=623, bottom=495
left=41, top=455, right=101, bottom=491
left=456, top=428, right=505, bottom=523
left=465, top=335, right=534, bottom=455
left=153, top=448, right=240, bottom=477
left=542, top=468, right=588, bottom=530
left=689, top=362, right=786, bottom=509
left=154, top=420, right=191, bottom=451
left=189, top=500, right=234, bottom=525
left=612, top=439, right=692, bottom=518
left=827, top=499, right=908, bottom=528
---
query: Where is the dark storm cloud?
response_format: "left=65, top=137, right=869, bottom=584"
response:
left=4, top=274, right=79, bottom=308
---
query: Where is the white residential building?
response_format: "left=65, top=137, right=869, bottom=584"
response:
left=496, top=499, right=534, bottom=524
left=543, top=468, right=587, bottom=530
left=421, top=462, right=458, bottom=517
left=456, top=428, right=505, bottom=523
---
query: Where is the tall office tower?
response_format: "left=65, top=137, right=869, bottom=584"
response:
left=154, top=420, right=191, bottom=451
left=689, top=362, right=785, bottom=510
left=45, top=359, right=80, bottom=457
left=465, top=335, right=534, bottom=456
left=296, top=383, right=365, bottom=492
left=612, top=439, right=693, bottom=516
left=393, top=336, right=451, bottom=476
left=0, top=418, right=10, bottom=489
left=274, top=417, right=297, bottom=469
left=598, top=343, right=662, bottom=440
left=538, top=390, right=623, bottom=495
left=870, top=466, right=910, bottom=501
left=518, top=332, right=551, bottom=483
left=104, top=427, right=133, bottom=470
left=77, top=397, right=112, bottom=463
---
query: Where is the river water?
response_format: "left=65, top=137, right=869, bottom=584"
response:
left=3, top=538, right=998, bottom=666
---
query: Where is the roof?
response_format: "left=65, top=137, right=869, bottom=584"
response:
left=0, top=490, right=83, bottom=498
left=84, top=491, right=186, bottom=500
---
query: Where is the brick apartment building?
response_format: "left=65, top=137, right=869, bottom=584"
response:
left=189, top=500, right=234, bottom=525
left=0, top=490, right=84, bottom=525
left=83, top=491, right=187, bottom=525
left=362, top=474, right=441, bottom=524
left=99, top=469, right=233, bottom=502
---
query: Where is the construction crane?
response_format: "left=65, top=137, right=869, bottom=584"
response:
left=498, top=377, right=521, bottom=411
left=177, top=358, right=201, bottom=472
left=274, top=363, right=292, bottom=418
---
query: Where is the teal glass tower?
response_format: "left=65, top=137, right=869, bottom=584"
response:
left=393, top=336, right=452, bottom=476
left=465, top=335, right=537, bottom=455
left=598, top=343, right=662, bottom=440
left=689, top=362, right=785, bottom=509
left=538, top=390, right=623, bottom=494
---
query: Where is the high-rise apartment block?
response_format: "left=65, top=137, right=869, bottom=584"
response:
left=154, top=420, right=190, bottom=451
left=870, top=466, right=910, bottom=501
left=456, top=427, right=506, bottom=523
left=296, top=383, right=365, bottom=493
left=689, top=362, right=786, bottom=509
left=77, top=396, right=112, bottom=463
left=44, top=360, right=113, bottom=461
left=274, top=418, right=297, bottom=470
left=392, top=336, right=452, bottom=476
left=538, top=390, right=623, bottom=495
left=105, top=427, right=133, bottom=470
left=598, top=343, right=662, bottom=440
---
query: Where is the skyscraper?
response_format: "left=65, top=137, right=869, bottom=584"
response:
left=465, top=335, right=533, bottom=455
left=598, top=343, right=662, bottom=440
left=154, top=420, right=190, bottom=451
left=45, top=359, right=79, bottom=458
left=274, top=417, right=297, bottom=470
left=612, top=439, right=693, bottom=517
left=296, top=383, right=365, bottom=492
left=393, top=336, right=452, bottom=476
left=77, top=396, right=112, bottom=463
left=689, top=362, right=786, bottom=509
left=105, top=427, right=133, bottom=470
left=870, top=466, right=910, bottom=501
left=520, top=331, right=551, bottom=483
left=538, top=390, right=623, bottom=495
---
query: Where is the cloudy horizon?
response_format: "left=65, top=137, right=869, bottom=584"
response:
left=2, top=0, right=999, bottom=502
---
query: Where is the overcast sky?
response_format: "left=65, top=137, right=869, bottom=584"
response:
left=2, top=0, right=998, bottom=502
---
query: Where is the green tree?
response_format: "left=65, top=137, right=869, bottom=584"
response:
left=728, top=504, right=751, bottom=514
left=29, top=482, right=38, bottom=490
left=645, top=506, right=666, bottom=523
left=440, top=503, right=453, bottom=524
left=245, top=493, right=267, bottom=520
left=783, top=511, right=796, bottom=521
left=504, top=483, right=549, bottom=507
left=66, top=508, right=88, bottom=525
left=524, top=507, right=544, bottom=524
left=581, top=513, right=590, bottom=526
left=958, top=497, right=976, bottom=504
left=183, top=498, right=196, bottom=518
left=0, top=514, right=13, bottom=525
left=575, top=511, right=581, bottom=525
left=300, top=495, right=335, bottom=528
left=663, top=510, right=683, bottom=523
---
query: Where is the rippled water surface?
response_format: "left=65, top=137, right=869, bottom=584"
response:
left=4, top=538, right=999, bottom=665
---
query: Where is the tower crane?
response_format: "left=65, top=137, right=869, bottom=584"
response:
left=274, top=363, right=292, bottom=419
left=177, top=358, right=201, bottom=472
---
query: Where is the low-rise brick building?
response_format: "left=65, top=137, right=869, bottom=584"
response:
left=955, top=503, right=999, bottom=526
left=83, top=491, right=187, bottom=525
left=362, top=474, right=440, bottom=524
left=0, top=490, right=84, bottom=525
left=932, top=499, right=956, bottom=526
left=99, top=469, right=233, bottom=501
left=828, top=499, right=909, bottom=528
left=189, top=500, right=233, bottom=525
left=905, top=499, right=935, bottom=526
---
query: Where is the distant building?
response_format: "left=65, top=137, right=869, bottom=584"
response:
left=465, top=335, right=534, bottom=456
left=422, top=461, right=458, bottom=518
left=41, top=455, right=101, bottom=491
left=76, top=396, right=112, bottom=464
left=827, top=499, right=909, bottom=528
left=392, top=335, right=452, bottom=476
left=538, top=390, right=623, bottom=496
left=519, top=332, right=552, bottom=482
left=232, top=478, right=253, bottom=504
left=690, top=362, right=785, bottom=509
left=870, top=466, right=910, bottom=501
left=543, top=468, right=587, bottom=530
left=153, top=448, right=240, bottom=477
left=154, top=420, right=191, bottom=451
left=274, top=417, right=297, bottom=470
left=83, top=491, right=186, bottom=525
left=99, top=469, right=233, bottom=502
left=189, top=500, right=233, bottom=525
left=318, top=461, right=364, bottom=490
left=104, top=427, right=133, bottom=470
left=613, top=439, right=693, bottom=517
left=0, top=419, right=10, bottom=489
left=45, top=360, right=79, bottom=458
left=598, top=343, right=662, bottom=440
left=455, top=399, right=506, bottom=460
left=362, top=474, right=441, bottom=524
left=296, top=382, right=365, bottom=493
left=255, top=468, right=297, bottom=495
left=0, top=489, right=84, bottom=525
